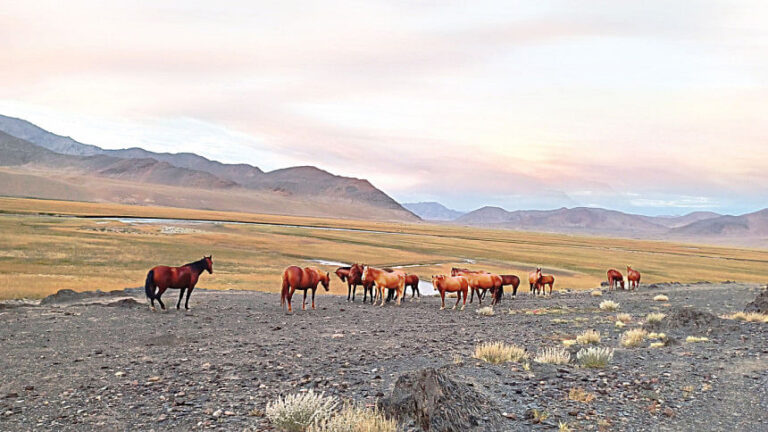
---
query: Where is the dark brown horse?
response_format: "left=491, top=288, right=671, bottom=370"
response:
left=281, top=266, right=330, bottom=312
left=335, top=265, right=361, bottom=302
left=627, top=265, right=641, bottom=290
left=145, top=256, right=213, bottom=311
left=534, top=268, right=555, bottom=295
left=347, top=263, right=375, bottom=303
left=499, top=274, right=521, bottom=299
left=431, top=275, right=469, bottom=310
left=607, top=269, right=625, bottom=290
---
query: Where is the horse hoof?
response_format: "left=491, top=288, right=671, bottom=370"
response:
left=149, top=306, right=156, bottom=312
left=461, top=306, right=466, bottom=311
left=440, top=307, right=445, bottom=310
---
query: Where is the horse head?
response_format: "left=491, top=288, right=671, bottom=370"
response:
left=362, top=266, right=370, bottom=281
left=204, top=255, right=213, bottom=273
left=321, top=271, right=330, bottom=291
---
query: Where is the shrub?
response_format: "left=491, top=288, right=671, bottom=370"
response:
left=590, top=290, right=603, bottom=297
left=647, top=332, right=666, bottom=340
left=559, top=421, right=573, bottom=432
left=726, top=312, right=768, bottom=323
left=599, top=300, right=619, bottom=311
left=309, top=403, right=396, bottom=432
left=614, top=321, right=626, bottom=328
left=576, top=329, right=601, bottom=345
left=653, top=294, right=669, bottom=302
left=534, top=346, right=571, bottom=365
left=620, top=329, right=648, bottom=347
left=616, top=313, right=632, bottom=323
left=476, top=306, right=495, bottom=316
left=649, top=342, right=665, bottom=349
left=474, top=342, right=528, bottom=364
left=266, top=390, right=338, bottom=432
left=562, top=339, right=577, bottom=347
left=685, top=336, right=710, bottom=343
left=576, top=347, right=614, bottom=368
left=568, top=387, right=596, bottom=403
left=645, top=312, right=666, bottom=324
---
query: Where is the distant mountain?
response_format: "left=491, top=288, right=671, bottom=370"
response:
left=639, top=211, right=721, bottom=228
left=670, top=209, right=768, bottom=237
left=455, top=206, right=668, bottom=236
left=0, top=115, right=417, bottom=221
left=403, top=202, right=465, bottom=220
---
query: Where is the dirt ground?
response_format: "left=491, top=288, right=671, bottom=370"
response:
left=1, top=282, right=767, bottom=431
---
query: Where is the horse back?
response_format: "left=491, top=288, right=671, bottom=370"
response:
left=152, top=265, right=193, bottom=288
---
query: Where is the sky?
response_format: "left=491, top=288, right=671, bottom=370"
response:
left=1, top=0, right=767, bottom=215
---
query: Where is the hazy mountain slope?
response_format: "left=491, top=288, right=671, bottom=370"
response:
left=639, top=211, right=721, bottom=228
left=0, top=114, right=103, bottom=156
left=403, top=202, right=465, bottom=220
left=670, top=209, right=768, bottom=237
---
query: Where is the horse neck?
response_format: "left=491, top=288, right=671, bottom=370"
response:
left=186, top=259, right=207, bottom=275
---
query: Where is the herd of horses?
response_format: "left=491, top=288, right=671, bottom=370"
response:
left=142, top=256, right=642, bottom=312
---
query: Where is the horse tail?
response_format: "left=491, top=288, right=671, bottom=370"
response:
left=281, top=274, right=289, bottom=307
left=144, top=269, right=155, bottom=300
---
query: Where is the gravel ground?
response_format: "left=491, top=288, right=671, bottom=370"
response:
left=1, top=282, right=767, bottom=431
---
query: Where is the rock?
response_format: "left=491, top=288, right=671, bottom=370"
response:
left=744, top=289, right=768, bottom=314
left=380, top=366, right=506, bottom=432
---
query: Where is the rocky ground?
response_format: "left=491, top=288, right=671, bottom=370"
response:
left=1, top=282, right=767, bottom=431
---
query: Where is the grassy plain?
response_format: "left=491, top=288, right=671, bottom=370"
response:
left=2, top=197, right=768, bottom=300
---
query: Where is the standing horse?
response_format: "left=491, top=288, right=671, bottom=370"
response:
left=454, top=270, right=502, bottom=304
left=384, top=272, right=421, bottom=302
left=500, top=274, right=521, bottom=297
left=534, top=268, right=555, bottom=295
left=627, top=265, right=641, bottom=290
left=607, top=269, right=625, bottom=290
left=347, top=263, right=375, bottom=303
left=528, top=268, right=540, bottom=294
left=144, top=256, right=213, bottom=311
left=281, top=266, right=330, bottom=312
left=363, top=266, right=405, bottom=307
left=432, top=275, right=469, bottom=310
left=334, top=266, right=352, bottom=301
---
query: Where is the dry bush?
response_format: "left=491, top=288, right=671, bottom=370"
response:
left=266, top=390, right=338, bottom=432
left=591, top=290, right=603, bottom=297
left=726, top=312, right=768, bottom=323
left=653, top=294, right=669, bottom=302
left=615, top=321, right=626, bottom=328
left=649, top=342, right=665, bottom=349
left=308, top=403, right=396, bottom=432
left=616, top=313, right=632, bottom=323
left=474, top=342, right=528, bottom=364
left=559, top=421, right=573, bottom=432
left=645, top=312, right=666, bottom=324
left=568, top=387, right=596, bottom=403
left=534, top=346, right=571, bottom=365
left=576, top=347, right=614, bottom=368
left=476, top=306, right=495, bottom=316
left=620, top=329, right=648, bottom=348
left=647, top=332, right=666, bottom=340
left=576, top=329, right=601, bottom=345
left=562, top=339, right=577, bottom=347
left=599, top=300, right=619, bottom=311
left=685, top=336, right=710, bottom=343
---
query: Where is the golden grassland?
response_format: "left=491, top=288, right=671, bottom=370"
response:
left=2, top=197, right=768, bottom=300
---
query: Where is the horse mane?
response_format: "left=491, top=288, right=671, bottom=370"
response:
left=184, top=258, right=208, bottom=273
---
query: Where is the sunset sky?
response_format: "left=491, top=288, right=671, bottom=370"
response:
left=1, top=1, right=767, bottom=215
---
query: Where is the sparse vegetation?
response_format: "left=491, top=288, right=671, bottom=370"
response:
left=474, top=342, right=528, bottom=364
left=559, top=421, right=573, bottom=432
left=653, top=294, right=669, bottom=302
left=265, top=390, right=338, bottom=432
left=476, top=306, right=495, bottom=316
left=530, top=409, right=550, bottom=424
left=591, top=290, right=603, bottom=297
left=620, top=329, right=648, bottom=348
left=576, top=347, right=614, bottom=368
left=649, top=342, right=666, bottom=348
left=308, top=403, right=396, bottom=432
left=725, top=312, right=768, bottom=323
left=615, top=321, right=626, bottom=328
left=562, top=339, right=577, bottom=347
left=568, top=387, right=596, bottom=403
left=616, top=313, right=632, bottom=323
left=686, top=336, right=710, bottom=343
left=534, top=346, right=571, bottom=365
left=647, top=332, right=666, bottom=340
left=645, top=312, right=666, bottom=324
left=576, top=329, right=601, bottom=345
left=599, top=300, right=620, bottom=311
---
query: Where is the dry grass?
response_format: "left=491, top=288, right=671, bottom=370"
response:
left=647, top=332, right=666, bottom=340
left=265, top=390, right=338, bottom=432
left=562, top=339, right=577, bottom=347
left=725, top=312, right=768, bottom=323
left=308, top=403, right=396, bottom=432
left=620, top=329, right=649, bottom=347
left=686, top=336, right=710, bottom=343
left=590, top=290, right=603, bottom=297
left=616, top=313, right=632, bottom=323
left=476, top=306, right=495, bottom=316
left=576, top=347, right=614, bottom=368
left=615, top=321, right=626, bottom=328
left=559, top=421, right=573, bottom=432
left=4, top=197, right=768, bottom=299
left=653, top=294, right=669, bottom=302
left=474, top=342, right=528, bottom=364
left=649, top=342, right=666, bottom=349
left=568, top=387, right=596, bottom=403
left=576, top=329, right=601, bottom=345
left=645, top=313, right=666, bottom=324
left=599, top=300, right=620, bottom=311
left=534, top=346, right=571, bottom=365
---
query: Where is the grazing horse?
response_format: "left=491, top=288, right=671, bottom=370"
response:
left=281, top=266, right=330, bottom=312
left=454, top=270, right=502, bottom=304
left=500, top=274, right=521, bottom=296
left=431, top=275, right=469, bottom=310
left=144, top=256, right=213, bottom=311
left=607, top=269, right=625, bottom=290
left=346, top=263, right=375, bottom=303
left=627, top=265, right=641, bottom=290
left=534, top=268, right=555, bottom=295
left=363, top=266, right=405, bottom=307
left=334, top=266, right=352, bottom=300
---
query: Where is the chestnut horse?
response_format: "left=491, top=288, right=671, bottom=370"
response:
left=347, top=263, right=375, bottom=303
left=454, top=270, right=502, bottom=304
left=362, top=266, right=405, bottom=307
left=627, top=265, right=641, bottom=290
left=334, top=266, right=352, bottom=300
left=534, top=268, right=555, bottom=295
left=281, top=266, right=330, bottom=312
left=500, top=274, right=521, bottom=297
left=384, top=271, right=421, bottom=302
left=528, top=269, right=540, bottom=293
left=607, top=269, right=625, bottom=290
left=145, top=256, right=213, bottom=311
left=431, top=275, right=469, bottom=310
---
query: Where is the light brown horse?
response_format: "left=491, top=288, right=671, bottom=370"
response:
left=534, top=268, right=555, bottom=295
left=607, top=269, right=625, bottom=290
left=145, top=256, right=213, bottom=311
left=528, top=268, right=540, bottom=293
left=454, top=270, right=502, bottom=304
left=363, top=266, right=405, bottom=307
left=627, top=265, right=641, bottom=290
left=431, top=275, right=469, bottom=310
left=281, top=266, right=330, bottom=312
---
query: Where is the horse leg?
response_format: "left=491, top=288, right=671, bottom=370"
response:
left=440, top=291, right=446, bottom=310
left=379, top=286, right=386, bottom=307
left=346, top=282, right=351, bottom=302
left=351, top=283, right=357, bottom=302
left=176, top=288, right=186, bottom=310
left=302, top=289, right=308, bottom=311
left=184, top=287, right=194, bottom=310
left=156, top=287, right=167, bottom=310
left=461, top=288, right=467, bottom=310
left=454, top=290, right=462, bottom=310
left=311, top=287, right=317, bottom=310
left=287, top=287, right=296, bottom=313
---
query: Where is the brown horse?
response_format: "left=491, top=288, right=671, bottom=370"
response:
left=627, top=265, right=641, bottom=290
left=534, top=268, right=555, bottom=295
left=500, top=274, right=521, bottom=297
left=145, top=256, right=213, bottom=311
left=281, top=266, right=330, bottom=312
left=347, top=263, right=375, bottom=303
left=607, top=269, right=625, bottom=290
left=528, top=268, right=540, bottom=293
left=363, top=266, right=405, bottom=307
left=384, top=272, right=421, bottom=302
left=454, top=270, right=502, bottom=304
left=431, top=275, right=469, bottom=310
